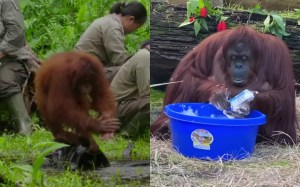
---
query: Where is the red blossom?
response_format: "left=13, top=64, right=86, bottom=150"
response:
left=217, top=21, right=227, bottom=31
left=200, top=7, right=207, bottom=18
left=189, top=16, right=195, bottom=23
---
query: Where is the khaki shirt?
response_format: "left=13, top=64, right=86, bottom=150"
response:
left=0, top=0, right=31, bottom=60
left=111, top=48, right=150, bottom=102
left=75, top=14, right=128, bottom=67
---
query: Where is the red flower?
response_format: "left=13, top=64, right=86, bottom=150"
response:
left=217, top=21, right=227, bottom=31
left=200, top=7, right=207, bottom=18
left=189, top=16, right=195, bottom=23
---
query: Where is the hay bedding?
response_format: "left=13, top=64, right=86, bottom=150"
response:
left=151, top=139, right=300, bottom=187
left=150, top=97, right=300, bottom=187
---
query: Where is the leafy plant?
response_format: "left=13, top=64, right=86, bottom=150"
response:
left=179, top=0, right=228, bottom=37
left=20, top=0, right=149, bottom=59
left=12, top=141, right=68, bottom=186
left=295, top=8, right=300, bottom=25
left=0, top=129, right=149, bottom=186
left=250, top=4, right=290, bottom=38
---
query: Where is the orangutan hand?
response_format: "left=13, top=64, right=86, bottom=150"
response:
left=209, top=85, right=230, bottom=111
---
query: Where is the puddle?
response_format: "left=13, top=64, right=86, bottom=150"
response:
left=92, top=160, right=150, bottom=182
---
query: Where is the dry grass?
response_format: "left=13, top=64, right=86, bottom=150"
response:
left=151, top=138, right=300, bottom=187
left=150, top=97, right=300, bottom=187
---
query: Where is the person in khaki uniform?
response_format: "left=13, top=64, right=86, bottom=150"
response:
left=75, top=1, right=147, bottom=82
left=110, top=41, right=150, bottom=138
left=0, top=0, right=33, bottom=135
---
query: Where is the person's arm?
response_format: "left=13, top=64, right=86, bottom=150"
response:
left=0, top=0, right=26, bottom=56
left=103, top=26, right=128, bottom=66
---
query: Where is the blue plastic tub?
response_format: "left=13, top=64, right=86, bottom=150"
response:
left=164, top=103, right=266, bottom=160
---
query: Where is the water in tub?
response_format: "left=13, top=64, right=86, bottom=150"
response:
left=180, top=105, right=227, bottom=118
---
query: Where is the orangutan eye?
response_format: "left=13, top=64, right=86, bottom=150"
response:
left=231, top=55, right=237, bottom=60
left=242, top=56, right=248, bottom=60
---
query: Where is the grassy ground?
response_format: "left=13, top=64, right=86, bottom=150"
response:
left=0, top=126, right=150, bottom=186
left=150, top=89, right=165, bottom=124
left=150, top=89, right=300, bottom=186
left=150, top=89, right=164, bottom=109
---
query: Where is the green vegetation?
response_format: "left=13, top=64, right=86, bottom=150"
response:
left=0, top=130, right=150, bottom=186
left=249, top=4, right=290, bottom=38
left=150, top=89, right=164, bottom=123
left=178, top=0, right=299, bottom=39
left=0, top=0, right=150, bottom=186
left=20, top=0, right=150, bottom=59
left=150, top=89, right=165, bottom=105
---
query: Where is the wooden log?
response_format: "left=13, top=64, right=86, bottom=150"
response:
left=224, top=0, right=300, bottom=11
left=150, top=2, right=300, bottom=90
left=167, top=0, right=300, bottom=11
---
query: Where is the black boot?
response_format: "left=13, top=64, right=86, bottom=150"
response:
left=6, top=93, right=32, bottom=135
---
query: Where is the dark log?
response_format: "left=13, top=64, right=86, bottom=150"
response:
left=168, top=0, right=300, bottom=11
left=150, top=2, right=300, bottom=91
left=223, top=0, right=300, bottom=11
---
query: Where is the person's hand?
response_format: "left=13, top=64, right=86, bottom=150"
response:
left=0, top=52, right=5, bottom=59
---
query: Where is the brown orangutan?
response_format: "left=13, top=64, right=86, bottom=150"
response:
left=35, top=51, right=120, bottom=154
left=151, top=26, right=296, bottom=145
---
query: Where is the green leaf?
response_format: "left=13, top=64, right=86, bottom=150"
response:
left=187, top=2, right=192, bottom=18
left=12, top=165, right=33, bottom=185
left=200, top=18, right=208, bottom=31
left=199, top=0, right=205, bottom=8
left=269, top=26, right=276, bottom=34
left=278, top=28, right=290, bottom=36
left=255, top=4, right=261, bottom=9
left=26, top=136, right=32, bottom=146
left=188, top=0, right=198, bottom=18
left=33, top=141, right=60, bottom=150
left=250, top=7, right=267, bottom=15
left=271, top=14, right=285, bottom=29
left=179, top=19, right=192, bottom=27
left=194, top=20, right=201, bottom=37
left=274, top=32, right=283, bottom=39
left=220, top=16, right=229, bottom=21
left=203, top=0, right=213, bottom=10
left=263, top=15, right=271, bottom=31
left=40, top=142, right=69, bottom=158
left=298, top=20, right=300, bottom=25
left=12, top=165, right=33, bottom=173
left=33, top=142, right=69, bottom=181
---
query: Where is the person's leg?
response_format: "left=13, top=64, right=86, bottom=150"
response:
left=104, top=66, right=121, bottom=83
left=0, top=59, right=32, bottom=135
left=118, top=96, right=150, bottom=138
